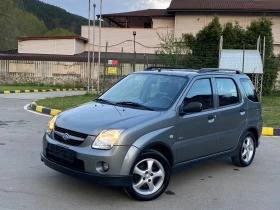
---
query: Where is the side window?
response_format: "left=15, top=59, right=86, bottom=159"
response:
left=216, top=78, right=239, bottom=107
left=241, top=79, right=259, bottom=102
left=184, top=78, right=213, bottom=110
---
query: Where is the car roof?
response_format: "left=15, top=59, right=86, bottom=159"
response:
left=135, top=67, right=248, bottom=79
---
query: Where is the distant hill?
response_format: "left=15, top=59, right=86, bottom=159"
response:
left=0, top=0, right=97, bottom=50
left=17, top=0, right=89, bottom=35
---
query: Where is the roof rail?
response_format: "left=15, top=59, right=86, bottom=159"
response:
left=144, top=66, right=193, bottom=72
left=198, top=68, right=242, bottom=74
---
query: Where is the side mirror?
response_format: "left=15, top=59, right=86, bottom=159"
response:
left=180, top=102, right=202, bottom=115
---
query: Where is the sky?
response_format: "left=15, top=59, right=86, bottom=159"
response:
left=39, top=0, right=172, bottom=18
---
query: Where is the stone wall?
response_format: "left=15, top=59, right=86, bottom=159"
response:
left=0, top=74, right=87, bottom=87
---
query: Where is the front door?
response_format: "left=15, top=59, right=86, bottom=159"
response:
left=175, top=78, right=220, bottom=163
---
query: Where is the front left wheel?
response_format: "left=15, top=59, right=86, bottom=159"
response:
left=124, top=150, right=170, bottom=201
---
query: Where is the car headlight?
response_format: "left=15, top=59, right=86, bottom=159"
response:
left=46, top=115, right=57, bottom=135
left=92, top=129, right=124, bottom=150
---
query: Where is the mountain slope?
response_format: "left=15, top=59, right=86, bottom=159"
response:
left=18, top=0, right=88, bottom=35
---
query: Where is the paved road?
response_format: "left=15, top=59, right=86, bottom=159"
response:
left=1, top=92, right=280, bottom=210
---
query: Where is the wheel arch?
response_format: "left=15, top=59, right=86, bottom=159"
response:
left=142, top=142, right=174, bottom=167
left=247, top=127, right=259, bottom=147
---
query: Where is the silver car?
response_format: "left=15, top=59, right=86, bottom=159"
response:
left=41, top=68, right=262, bottom=201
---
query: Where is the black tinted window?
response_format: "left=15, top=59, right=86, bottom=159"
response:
left=184, top=78, right=213, bottom=110
left=241, top=79, right=259, bottom=102
left=216, top=78, right=239, bottom=107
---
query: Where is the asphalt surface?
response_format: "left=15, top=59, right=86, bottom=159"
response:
left=1, top=92, right=280, bottom=210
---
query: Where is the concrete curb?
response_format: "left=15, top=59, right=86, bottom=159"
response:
left=29, top=102, right=61, bottom=116
left=0, top=88, right=85, bottom=94
left=28, top=101, right=280, bottom=136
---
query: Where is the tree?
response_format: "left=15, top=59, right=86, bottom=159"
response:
left=155, top=15, right=278, bottom=95
left=192, top=15, right=223, bottom=68
left=244, top=16, right=278, bottom=95
left=222, top=21, right=245, bottom=49
left=155, top=30, right=191, bottom=66
left=44, top=28, right=76, bottom=36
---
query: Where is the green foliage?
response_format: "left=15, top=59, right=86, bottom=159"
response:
left=15, top=8, right=48, bottom=37
left=192, top=15, right=223, bottom=68
left=244, top=16, right=277, bottom=95
left=0, top=0, right=48, bottom=50
left=155, top=30, right=191, bottom=66
left=245, top=16, right=274, bottom=56
left=44, top=28, right=76, bottom=36
left=156, top=15, right=279, bottom=95
left=19, top=0, right=88, bottom=34
left=222, top=22, right=245, bottom=49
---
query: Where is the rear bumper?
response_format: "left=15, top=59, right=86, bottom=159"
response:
left=41, top=152, right=132, bottom=187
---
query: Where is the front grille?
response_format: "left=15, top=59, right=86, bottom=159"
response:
left=55, top=126, right=88, bottom=139
left=54, top=126, right=88, bottom=146
left=46, top=149, right=85, bottom=172
left=54, top=133, right=83, bottom=146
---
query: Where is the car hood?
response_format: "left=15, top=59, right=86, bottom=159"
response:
left=55, top=101, right=161, bottom=135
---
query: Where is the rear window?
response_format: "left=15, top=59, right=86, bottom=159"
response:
left=216, top=78, right=240, bottom=107
left=241, top=79, right=259, bottom=102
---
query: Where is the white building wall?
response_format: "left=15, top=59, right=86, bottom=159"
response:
left=82, top=26, right=173, bottom=54
left=18, top=39, right=81, bottom=55
left=174, top=13, right=280, bottom=51
left=74, top=39, right=85, bottom=54
left=152, top=17, right=175, bottom=28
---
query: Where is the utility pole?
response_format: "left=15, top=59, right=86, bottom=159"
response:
left=133, top=31, right=136, bottom=72
left=92, top=3, right=96, bottom=93
left=87, top=0, right=91, bottom=93
left=97, top=0, right=102, bottom=94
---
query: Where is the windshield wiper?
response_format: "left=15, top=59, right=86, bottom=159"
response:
left=94, top=98, right=115, bottom=105
left=116, top=101, right=154, bottom=111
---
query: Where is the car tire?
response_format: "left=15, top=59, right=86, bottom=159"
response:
left=231, top=131, right=256, bottom=167
left=123, top=150, right=170, bottom=201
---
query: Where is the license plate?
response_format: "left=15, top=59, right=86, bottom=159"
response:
left=47, top=143, right=77, bottom=163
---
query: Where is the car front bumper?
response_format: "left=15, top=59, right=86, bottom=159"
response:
left=41, top=152, right=132, bottom=186
left=42, top=133, right=140, bottom=187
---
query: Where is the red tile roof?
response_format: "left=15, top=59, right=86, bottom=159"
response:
left=168, top=0, right=280, bottom=12
left=101, top=9, right=173, bottom=18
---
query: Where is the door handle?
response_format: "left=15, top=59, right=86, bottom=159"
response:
left=240, top=108, right=246, bottom=116
left=208, top=115, right=216, bottom=123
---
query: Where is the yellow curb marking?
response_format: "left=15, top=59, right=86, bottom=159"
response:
left=4, top=91, right=10, bottom=94
left=36, top=106, right=44, bottom=112
left=34, top=90, right=39, bottom=92
left=262, top=127, right=274, bottom=136
left=50, top=109, right=61, bottom=116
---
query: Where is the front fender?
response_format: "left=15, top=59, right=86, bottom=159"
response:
left=120, top=126, right=176, bottom=175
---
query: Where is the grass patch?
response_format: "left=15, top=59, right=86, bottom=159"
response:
left=0, top=85, right=84, bottom=91
left=36, top=94, right=98, bottom=111
left=261, top=91, right=280, bottom=128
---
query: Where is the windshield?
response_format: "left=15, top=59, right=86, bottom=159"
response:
left=98, top=73, right=188, bottom=111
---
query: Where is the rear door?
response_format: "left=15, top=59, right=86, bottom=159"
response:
left=214, top=77, right=247, bottom=150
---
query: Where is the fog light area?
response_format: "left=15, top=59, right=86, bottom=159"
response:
left=96, top=161, right=110, bottom=173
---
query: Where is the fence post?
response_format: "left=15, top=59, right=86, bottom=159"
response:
left=102, top=41, right=108, bottom=93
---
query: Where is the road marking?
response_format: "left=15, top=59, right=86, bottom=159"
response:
left=23, top=104, right=51, bottom=117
